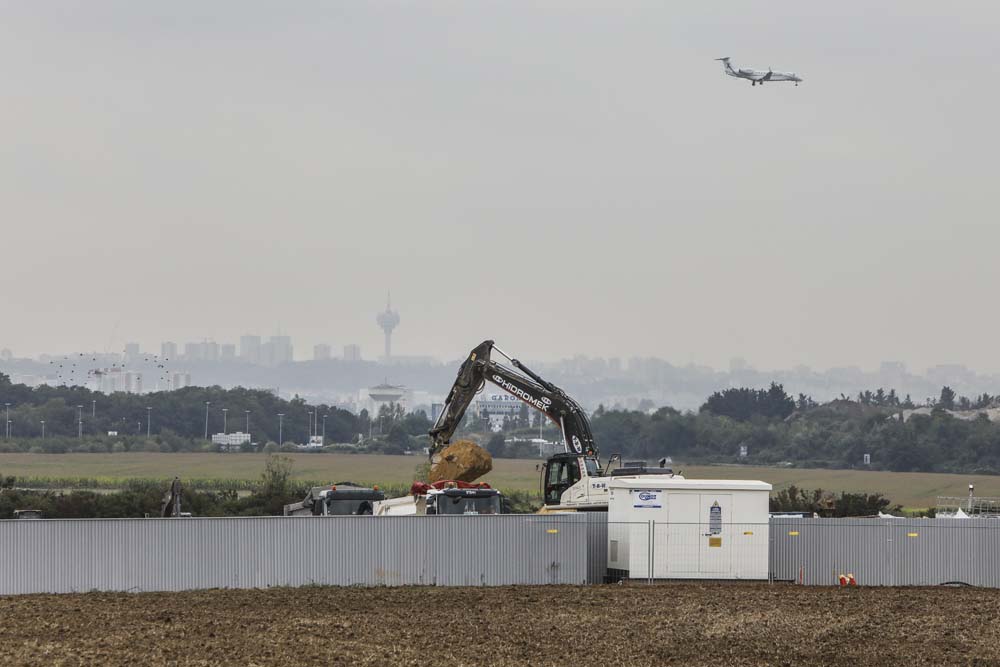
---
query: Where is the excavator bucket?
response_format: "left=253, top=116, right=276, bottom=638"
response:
left=429, top=440, right=493, bottom=483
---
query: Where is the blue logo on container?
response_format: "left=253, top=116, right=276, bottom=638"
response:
left=638, top=492, right=656, bottom=501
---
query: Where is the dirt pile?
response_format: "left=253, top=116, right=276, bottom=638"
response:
left=428, top=439, right=492, bottom=483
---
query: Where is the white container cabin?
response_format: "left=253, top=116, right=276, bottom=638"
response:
left=607, top=478, right=772, bottom=580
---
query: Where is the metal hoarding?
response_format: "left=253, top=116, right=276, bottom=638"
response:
left=0, top=514, right=605, bottom=595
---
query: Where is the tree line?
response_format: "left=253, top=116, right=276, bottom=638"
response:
left=0, top=372, right=433, bottom=453
left=589, top=383, right=1000, bottom=474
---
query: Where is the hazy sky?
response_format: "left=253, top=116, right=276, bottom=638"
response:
left=3, top=2, right=999, bottom=371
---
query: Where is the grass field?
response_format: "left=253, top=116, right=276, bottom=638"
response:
left=2, top=452, right=998, bottom=507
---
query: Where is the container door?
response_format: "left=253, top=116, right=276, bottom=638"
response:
left=664, top=493, right=700, bottom=576
left=699, top=494, right=733, bottom=575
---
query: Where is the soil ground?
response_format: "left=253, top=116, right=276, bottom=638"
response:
left=2, top=583, right=999, bottom=667
left=3, top=452, right=1000, bottom=508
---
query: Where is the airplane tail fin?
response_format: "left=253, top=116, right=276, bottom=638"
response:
left=715, top=57, right=734, bottom=73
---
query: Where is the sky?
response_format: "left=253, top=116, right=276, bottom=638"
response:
left=2, top=2, right=999, bottom=372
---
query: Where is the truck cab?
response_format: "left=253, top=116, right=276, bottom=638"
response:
left=426, top=487, right=503, bottom=515
left=374, top=480, right=504, bottom=516
left=284, top=484, right=386, bottom=516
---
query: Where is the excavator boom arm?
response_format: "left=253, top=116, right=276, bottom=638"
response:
left=429, top=340, right=597, bottom=459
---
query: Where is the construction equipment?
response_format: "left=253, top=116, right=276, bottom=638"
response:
left=431, top=340, right=682, bottom=511
left=284, top=483, right=386, bottom=516
left=373, top=480, right=504, bottom=516
left=160, top=477, right=183, bottom=517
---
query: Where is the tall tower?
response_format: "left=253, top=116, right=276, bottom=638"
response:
left=376, top=292, right=400, bottom=360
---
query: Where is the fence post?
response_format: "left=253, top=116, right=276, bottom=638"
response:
left=648, top=520, right=655, bottom=584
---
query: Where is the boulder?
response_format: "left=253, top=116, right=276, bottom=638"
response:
left=429, top=439, right=493, bottom=483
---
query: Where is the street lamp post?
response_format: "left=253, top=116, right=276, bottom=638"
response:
left=146, top=406, right=152, bottom=438
left=40, top=420, right=45, bottom=440
left=322, top=414, right=328, bottom=444
left=244, top=410, right=250, bottom=435
left=277, top=413, right=285, bottom=446
left=307, top=410, right=314, bottom=440
left=222, top=408, right=228, bottom=435
left=4, top=403, right=10, bottom=440
left=91, top=400, right=96, bottom=419
left=77, top=405, right=83, bottom=439
left=204, top=401, right=211, bottom=439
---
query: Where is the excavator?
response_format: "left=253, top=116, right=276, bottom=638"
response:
left=430, top=340, right=678, bottom=511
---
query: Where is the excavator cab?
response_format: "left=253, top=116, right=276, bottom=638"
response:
left=541, top=453, right=601, bottom=507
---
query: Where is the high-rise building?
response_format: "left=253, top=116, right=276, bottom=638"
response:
left=161, top=341, right=178, bottom=360
left=125, top=371, right=143, bottom=394
left=202, top=341, right=220, bottom=362
left=269, top=335, right=293, bottom=365
left=220, top=343, right=236, bottom=361
left=166, top=371, right=191, bottom=391
left=260, top=341, right=274, bottom=367
left=313, top=343, right=332, bottom=361
left=184, top=342, right=202, bottom=361
left=240, top=335, right=261, bottom=364
left=124, top=342, right=140, bottom=362
left=343, top=344, right=362, bottom=362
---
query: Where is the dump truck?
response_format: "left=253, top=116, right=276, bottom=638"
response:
left=284, top=483, right=386, bottom=516
left=373, top=480, right=504, bottom=516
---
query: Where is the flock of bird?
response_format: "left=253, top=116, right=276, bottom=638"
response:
left=49, top=352, right=173, bottom=388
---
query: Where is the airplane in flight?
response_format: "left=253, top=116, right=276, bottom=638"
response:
left=716, top=57, right=802, bottom=86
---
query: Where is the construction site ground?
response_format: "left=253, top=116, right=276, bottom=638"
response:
left=2, top=582, right=999, bottom=666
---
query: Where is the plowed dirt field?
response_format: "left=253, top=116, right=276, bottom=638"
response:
left=2, top=583, right=998, bottom=667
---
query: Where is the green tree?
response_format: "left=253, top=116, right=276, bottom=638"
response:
left=486, top=432, right=506, bottom=457
left=938, top=386, right=957, bottom=410
left=259, top=454, right=293, bottom=498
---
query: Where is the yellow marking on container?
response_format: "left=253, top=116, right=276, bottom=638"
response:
left=907, top=532, right=919, bottom=538
left=708, top=537, right=722, bottom=548
left=546, top=529, right=559, bottom=534
left=743, top=531, right=754, bottom=536
left=788, top=531, right=800, bottom=536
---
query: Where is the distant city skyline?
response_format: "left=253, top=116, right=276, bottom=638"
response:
left=3, top=332, right=1000, bottom=378
left=2, top=297, right=997, bottom=376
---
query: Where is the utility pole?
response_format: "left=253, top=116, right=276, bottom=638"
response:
left=5, top=403, right=10, bottom=440
left=307, top=410, right=314, bottom=439
left=322, top=413, right=328, bottom=444
left=245, top=410, right=250, bottom=435
left=91, top=399, right=96, bottom=419
left=222, top=408, right=228, bottom=435
left=146, top=406, right=152, bottom=438
left=277, top=413, right=285, bottom=446
left=77, top=405, right=83, bottom=439
left=40, top=420, right=45, bottom=440
left=204, top=401, right=211, bottom=439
